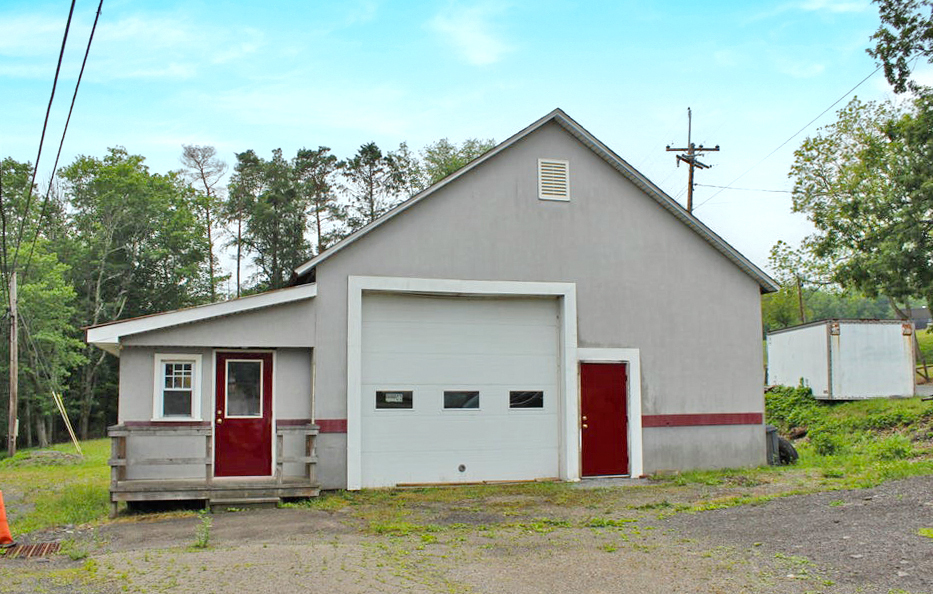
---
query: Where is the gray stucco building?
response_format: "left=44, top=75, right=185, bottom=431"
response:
left=88, top=109, right=778, bottom=509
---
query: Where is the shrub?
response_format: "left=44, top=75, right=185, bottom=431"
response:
left=765, top=385, right=825, bottom=433
left=868, top=434, right=914, bottom=460
left=808, top=429, right=846, bottom=456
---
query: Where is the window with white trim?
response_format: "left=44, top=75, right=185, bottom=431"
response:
left=153, top=354, right=202, bottom=420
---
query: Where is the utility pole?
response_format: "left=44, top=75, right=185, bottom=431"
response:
left=7, top=273, right=17, bottom=457
left=666, top=107, right=719, bottom=213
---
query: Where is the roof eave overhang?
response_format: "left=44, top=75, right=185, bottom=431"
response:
left=85, top=283, right=317, bottom=355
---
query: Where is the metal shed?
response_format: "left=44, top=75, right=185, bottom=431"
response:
left=767, top=319, right=915, bottom=400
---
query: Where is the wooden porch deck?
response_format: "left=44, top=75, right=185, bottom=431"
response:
left=108, top=422, right=320, bottom=516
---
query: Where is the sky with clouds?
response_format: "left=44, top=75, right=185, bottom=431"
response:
left=0, top=0, right=923, bottom=272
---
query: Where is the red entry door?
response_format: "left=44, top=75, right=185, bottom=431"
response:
left=580, top=362, right=628, bottom=476
left=215, top=352, right=273, bottom=477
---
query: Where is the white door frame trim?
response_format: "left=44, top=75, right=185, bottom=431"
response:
left=347, top=275, right=579, bottom=490
left=577, top=348, right=644, bottom=478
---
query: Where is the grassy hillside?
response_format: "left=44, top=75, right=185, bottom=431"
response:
left=0, top=439, right=110, bottom=537
left=766, top=386, right=933, bottom=486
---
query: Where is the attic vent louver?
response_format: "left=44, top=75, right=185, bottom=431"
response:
left=538, top=159, right=570, bottom=201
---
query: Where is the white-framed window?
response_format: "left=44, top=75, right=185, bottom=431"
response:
left=153, top=354, right=202, bottom=420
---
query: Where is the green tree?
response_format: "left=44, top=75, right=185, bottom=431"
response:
left=228, top=149, right=312, bottom=291
left=293, top=147, right=341, bottom=255
left=225, top=150, right=265, bottom=297
left=60, top=147, right=211, bottom=438
left=421, top=137, right=495, bottom=185
left=14, top=243, right=86, bottom=447
left=0, top=158, right=84, bottom=449
left=341, top=142, right=419, bottom=232
left=869, top=0, right=933, bottom=93
left=179, top=145, right=228, bottom=301
left=788, top=97, right=920, bottom=308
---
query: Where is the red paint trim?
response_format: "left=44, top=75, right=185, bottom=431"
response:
left=123, top=420, right=211, bottom=427
left=316, top=419, right=348, bottom=433
left=642, top=413, right=763, bottom=428
left=276, top=418, right=315, bottom=427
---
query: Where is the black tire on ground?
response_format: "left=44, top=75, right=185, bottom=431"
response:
left=778, top=436, right=798, bottom=465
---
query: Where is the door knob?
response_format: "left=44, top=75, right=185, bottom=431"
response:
left=582, top=415, right=588, bottom=421
left=582, top=423, right=588, bottom=429
left=216, top=418, right=223, bottom=424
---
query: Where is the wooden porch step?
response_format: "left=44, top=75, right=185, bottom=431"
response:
left=209, top=497, right=280, bottom=511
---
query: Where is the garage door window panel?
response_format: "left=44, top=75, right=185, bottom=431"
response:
left=376, top=390, right=414, bottom=410
left=510, top=390, right=544, bottom=409
left=444, top=391, right=480, bottom=410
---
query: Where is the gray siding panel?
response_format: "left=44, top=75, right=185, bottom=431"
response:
left=311, top=121, right=765, bottom=486
left=117, top=346, right=312, bottom=481
left=123, top=300, right=315, bottom=348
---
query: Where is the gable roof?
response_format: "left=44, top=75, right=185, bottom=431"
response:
left=85, top=283, right=317, bottom=355
left=294, top=108, right=778, bottom=293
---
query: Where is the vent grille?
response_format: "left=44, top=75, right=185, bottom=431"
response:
left=538, top=159, right=569, bottom=201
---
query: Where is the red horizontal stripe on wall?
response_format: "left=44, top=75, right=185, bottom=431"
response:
left=642, top=413, right=763, bottom=428
left=316, top=418, right=348, bottom=433
left=276, top=418, right=314, bottom=427
left=122, top=420, right=211, bottom=428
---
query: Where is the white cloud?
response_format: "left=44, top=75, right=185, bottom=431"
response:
left=799, top=0, right=871, bottom=13
left=344, top=0, right=379, bottom=25
left=0, top=5, right=266, bottom=82
left=0, top=13, right=63, bottom=56
left=748, top=0, right=870, bottom=21
left=427, top=3, right=513, bottom=66
left=776, top=59, right=826, bottom=78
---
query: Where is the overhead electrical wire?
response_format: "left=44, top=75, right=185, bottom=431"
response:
left=22, top=0, right=105, bottom=279
left=691, top=64, right=884, bottom=212
left=695, top=183, right=792, bottom=194
left=9, top=0, right=78, bottom=281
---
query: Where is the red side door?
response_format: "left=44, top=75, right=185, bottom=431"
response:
left=580, top=362, right=629, bottom=476
left=215, top=352, right=273, bottom=477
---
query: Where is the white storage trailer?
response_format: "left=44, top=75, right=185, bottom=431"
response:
left=767, top=320, right=915, bottom=400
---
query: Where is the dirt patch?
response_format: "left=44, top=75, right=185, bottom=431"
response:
left=4, top=451, right=83, bottom=467
left=2, top=476, right=932, bottom=593
left=660, top=475, right=933, bottom=594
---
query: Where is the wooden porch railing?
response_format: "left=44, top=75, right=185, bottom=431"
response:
left=107, top=421, right=319, bottom=517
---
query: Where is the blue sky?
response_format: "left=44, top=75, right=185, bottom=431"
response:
left=1, top=0, right=923, bottom=271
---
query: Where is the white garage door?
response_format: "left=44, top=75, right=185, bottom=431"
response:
left=360, top=293, right=560, bottom=487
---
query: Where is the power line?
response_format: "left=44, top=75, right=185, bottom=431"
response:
left=692, top=64, right=883, bottom=212
left=23, top=0, right=105, bottom=279
left=695, top=183, right=792, bottom=194
left=9, top=0, right=78, bottom=280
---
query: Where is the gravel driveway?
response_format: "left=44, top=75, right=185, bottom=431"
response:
left=2, top=475, right=932, bottom=594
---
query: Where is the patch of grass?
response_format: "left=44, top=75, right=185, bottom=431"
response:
left=918, top=527, right=933, bottom=539
left=0, top=439, right=110, bottom=536
left=59, top=538, right=90, bottom=561
left=582, top=517, right=636, bottom=528
left=368, top=521, right=443, bottom=536
left=513, top=517, right=572, bottom=533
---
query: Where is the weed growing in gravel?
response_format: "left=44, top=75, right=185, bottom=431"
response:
left=918, top=527, right=933, bottom=539
left=59, top=538, right=90, bottom=560
left=192, top=510, right=212, bottom=549
left=582, top=517, right=636, bottom=528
